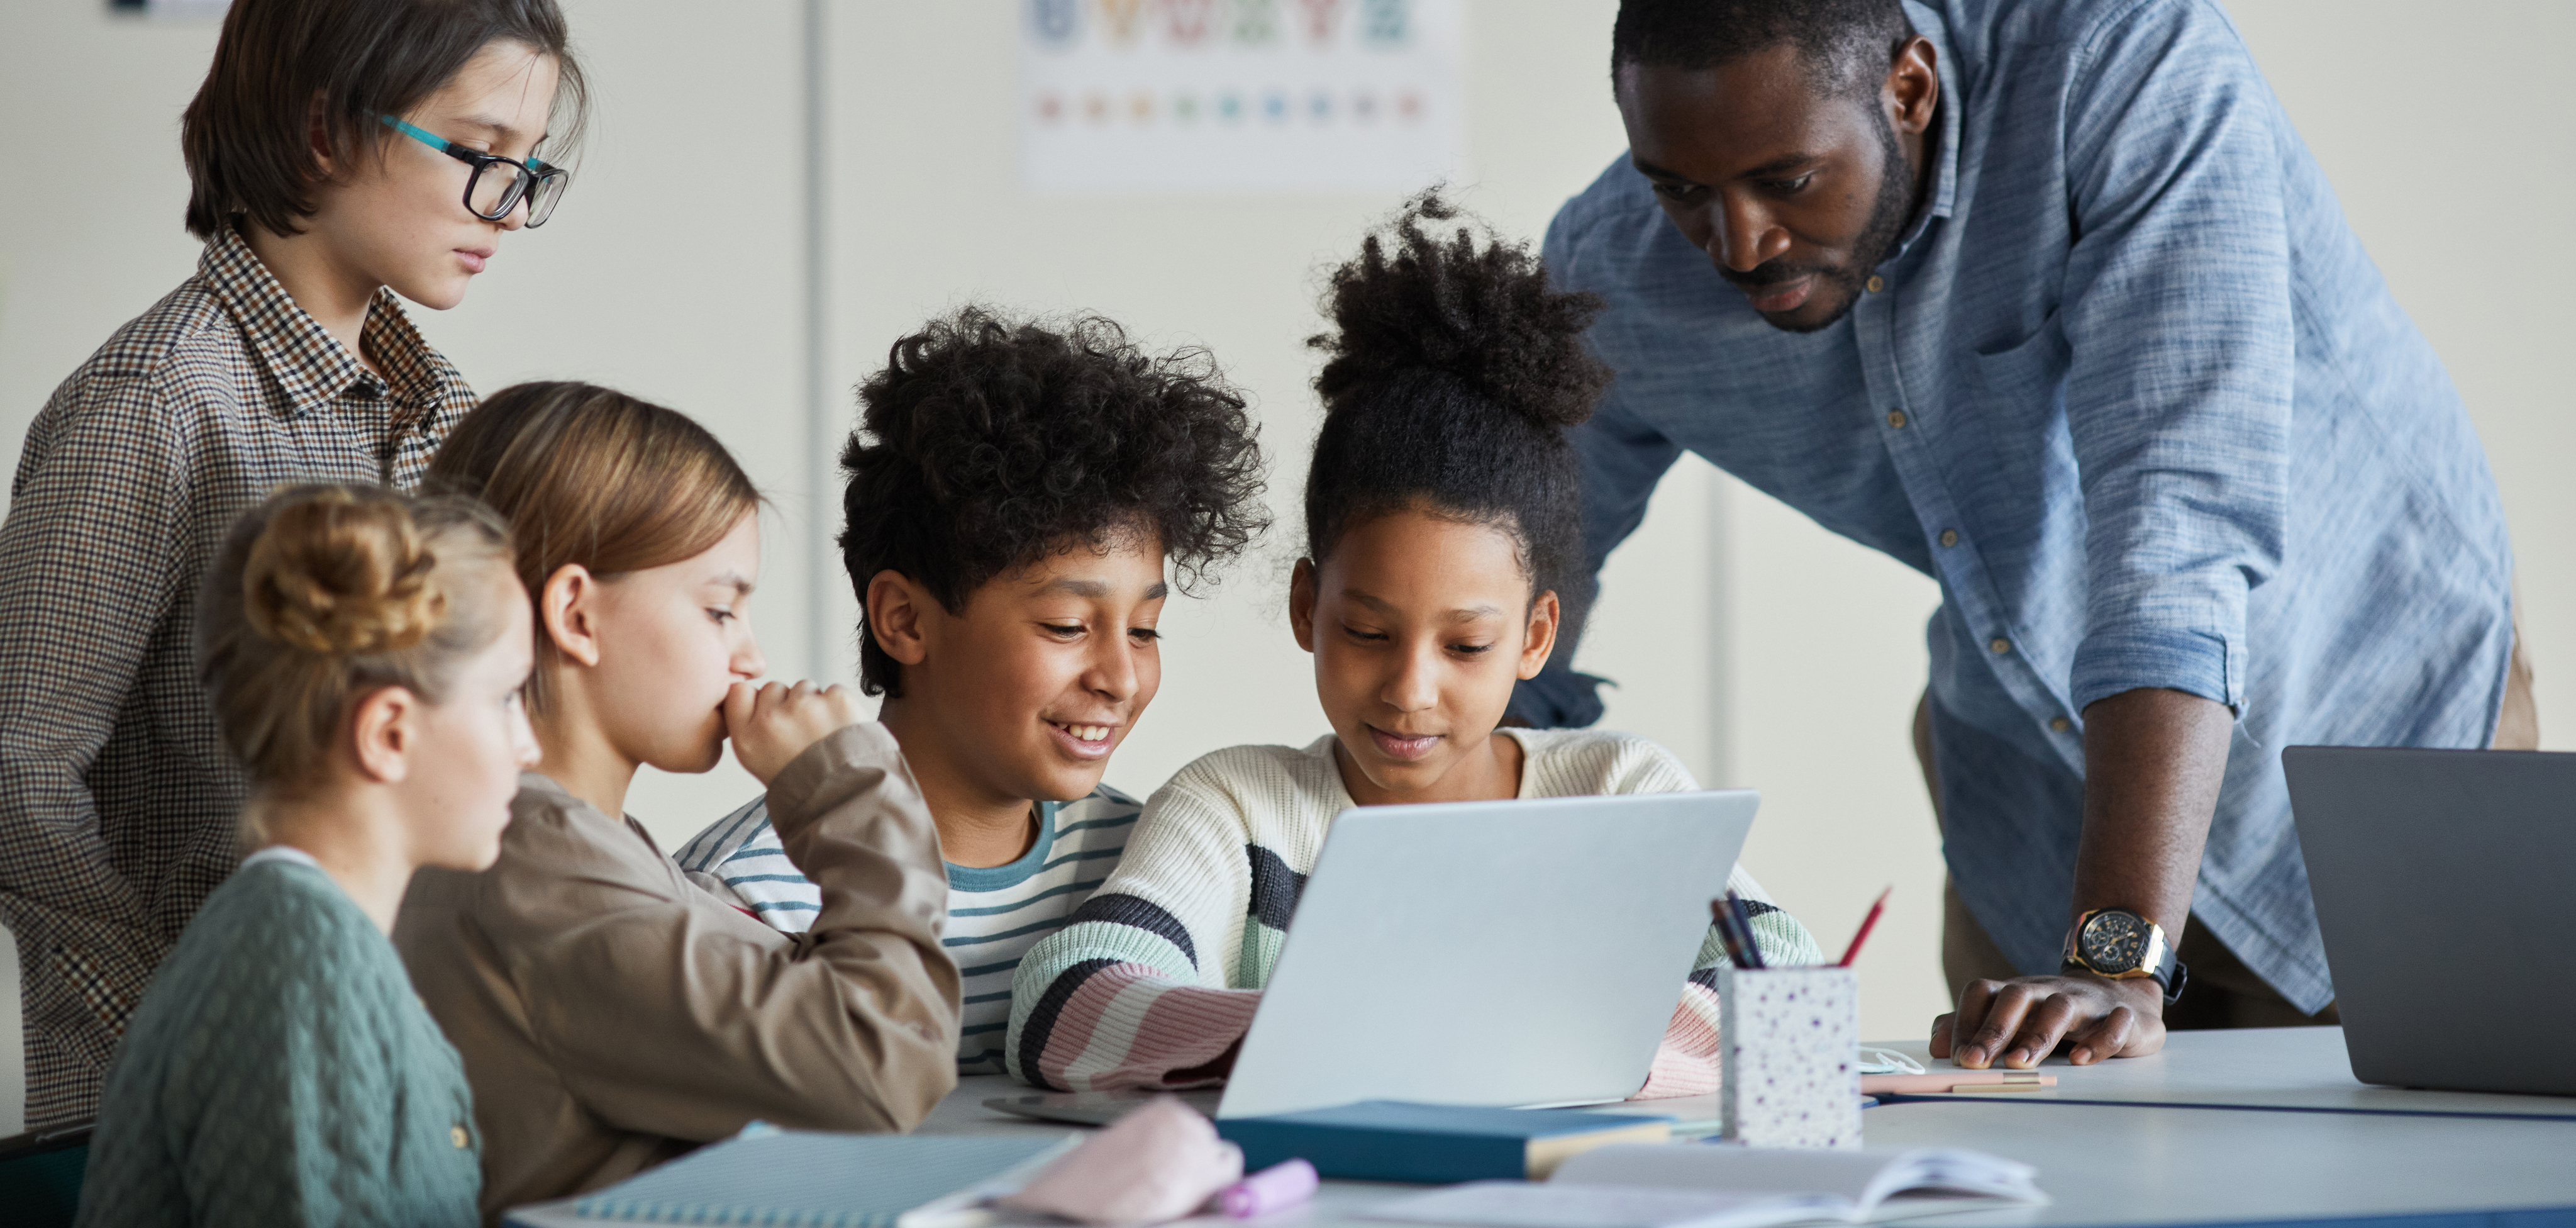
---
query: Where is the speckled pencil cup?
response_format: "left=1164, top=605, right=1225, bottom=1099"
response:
left=1717, top=965, right=1862, bottom=1149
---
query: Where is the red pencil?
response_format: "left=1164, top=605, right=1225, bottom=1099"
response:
left=1837, top=886, right=1893, bottom=966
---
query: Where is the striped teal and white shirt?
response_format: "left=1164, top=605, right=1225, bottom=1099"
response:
left=674, top=787, right=1141, bottom=1074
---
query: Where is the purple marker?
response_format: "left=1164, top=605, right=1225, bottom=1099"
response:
left=1215, top=1158, right=1319, bottom=1219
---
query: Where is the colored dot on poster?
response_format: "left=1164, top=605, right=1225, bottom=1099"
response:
left=1235, top=0, right=1279, bottom=45
left=1097, top=0, right=1148, bottom=44
left=1295, top=0, right=1341, bottom=43
left=1174, top=94, right=1201, bottom=121
left=1084, top=92, right=1111, bottom=123
left=1165, top=0, right=1216, bottom=43
left=1352, top=91, right=1377, bottom=121
left=1035, top=92, right=1065, bottom=123
left=1263, top=91, right=1290, bottom=122
left=1028, top=0, right=1081, bottom=45
left=1397, top=90, right=1423, bottom=121
left=1218, top=92, right=1245, bottom=121
left=1128, top=91, right=1155, bottom=123
left=1307, top=89, right=1333, bottom=121
left=1362, top=0, right=1408, bottom=44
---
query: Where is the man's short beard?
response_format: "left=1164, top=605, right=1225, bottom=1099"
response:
left=1739, top=103, right=1920, bottom=335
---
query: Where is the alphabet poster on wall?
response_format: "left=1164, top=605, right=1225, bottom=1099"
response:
left=1021, top=0, right=1464, bottom=196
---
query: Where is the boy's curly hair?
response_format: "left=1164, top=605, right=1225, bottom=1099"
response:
left=1304, top=190, right=1611, bottom=611
left=843, top=307, right=1270, bottom=697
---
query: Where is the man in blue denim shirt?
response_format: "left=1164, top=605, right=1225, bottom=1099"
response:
left=1516, top=0, right=2530, bottom=1066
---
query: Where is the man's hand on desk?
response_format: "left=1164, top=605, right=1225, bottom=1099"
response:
left=1929, top=973, right=2167, bottom=1069
left=1923, top=686, right=2224, bottom=1071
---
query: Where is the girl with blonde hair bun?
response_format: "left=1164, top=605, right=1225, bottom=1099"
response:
left=79, top=483, right=538, bottom=1227
left=392, top=381, right=958, bottom=1217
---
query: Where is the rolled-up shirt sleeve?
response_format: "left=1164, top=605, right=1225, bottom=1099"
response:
left=2056, top=1, right=2293, bottom=715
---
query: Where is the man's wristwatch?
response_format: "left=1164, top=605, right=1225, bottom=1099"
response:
left=2061, top=907, right=2188, bottom=1003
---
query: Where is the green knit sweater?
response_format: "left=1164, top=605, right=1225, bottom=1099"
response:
left=77, top=852, right=482, bottom=1227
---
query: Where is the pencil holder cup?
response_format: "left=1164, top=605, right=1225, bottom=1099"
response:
left=1717, top=966, right=1862, bottom=1149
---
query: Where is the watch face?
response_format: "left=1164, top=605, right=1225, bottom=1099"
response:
left=2079, top=910, right=2150, bottom=973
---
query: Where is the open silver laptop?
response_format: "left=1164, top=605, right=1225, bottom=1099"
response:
left=2282, top=746, right=2576, bottom=1097
left=988, top=790, right=1758, bottom=1124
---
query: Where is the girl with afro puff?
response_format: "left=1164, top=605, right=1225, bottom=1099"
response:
left=677, top=308, right=1270, bottom=1077
left=1004, top=193, right=1821, bottom=1098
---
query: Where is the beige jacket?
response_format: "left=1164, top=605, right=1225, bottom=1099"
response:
left=394, top=723, right=960, bottom=1220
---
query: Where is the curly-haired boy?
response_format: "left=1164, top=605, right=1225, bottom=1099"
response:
left=675, top=307, right=1268, bottom=1074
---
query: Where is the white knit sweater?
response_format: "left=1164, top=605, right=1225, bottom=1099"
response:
left=1004, top=727, right=1820, bottom=1093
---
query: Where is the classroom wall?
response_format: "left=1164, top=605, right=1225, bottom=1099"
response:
left=1, top=1, right=2568, bottom=1094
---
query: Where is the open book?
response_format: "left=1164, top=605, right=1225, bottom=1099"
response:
left=1362, top=1144, right=2046, bottom=1228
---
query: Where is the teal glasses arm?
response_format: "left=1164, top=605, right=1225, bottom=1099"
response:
left=379, top=114, right=550, bottom=173
left=379, top=114, right=452, bottom=153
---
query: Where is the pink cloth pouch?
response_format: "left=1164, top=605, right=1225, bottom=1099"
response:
left=999, top=1097, right=1246, bottom=1225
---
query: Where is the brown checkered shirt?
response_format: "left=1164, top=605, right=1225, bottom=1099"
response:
left=0, top=223, right=473, bottom=1129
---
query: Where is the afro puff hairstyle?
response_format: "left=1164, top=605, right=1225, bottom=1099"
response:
left=842, top=306, right=1269, bottom=698
left=1304, top=191, right=1611, bottom=614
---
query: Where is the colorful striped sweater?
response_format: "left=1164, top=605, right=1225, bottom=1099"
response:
left=675, top=787, right=1141, bottom=1074
left=1004, top=728, right=1822, bottom=1097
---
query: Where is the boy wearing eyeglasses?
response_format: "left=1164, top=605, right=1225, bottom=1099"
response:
left=0, top=0, right=587, bottom=1132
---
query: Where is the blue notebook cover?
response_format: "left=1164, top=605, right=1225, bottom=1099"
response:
left=564, top=1131, right=1067, bottom=1227
left=1215, top=1102, right=1670, bottom=1184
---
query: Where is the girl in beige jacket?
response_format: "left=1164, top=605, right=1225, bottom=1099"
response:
left=393, top=382, right=959, bottom=1221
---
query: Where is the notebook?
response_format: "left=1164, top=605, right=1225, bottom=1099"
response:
left=1215, top=1101, right=1673, bottom=1183
left=1362, top=1144, right=2045, bottom=1228
left=536, top=1130, right=1076, bottom=1228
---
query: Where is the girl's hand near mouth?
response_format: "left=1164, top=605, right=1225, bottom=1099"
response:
left=727, top=679, right=870, bottom=784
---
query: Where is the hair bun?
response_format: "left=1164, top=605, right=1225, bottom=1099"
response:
left=241, top=487, right=444, bottom=657
left=1311, top=189, right=1610, bottom=430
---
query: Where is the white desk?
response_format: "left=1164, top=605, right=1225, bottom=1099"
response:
left=513, top=1031, right=2576, bottom=1228
left=1869, top=1026, right=2576, bottom=1120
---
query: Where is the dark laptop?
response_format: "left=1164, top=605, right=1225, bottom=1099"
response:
left=2282, top=745, right=2576, bottom=1097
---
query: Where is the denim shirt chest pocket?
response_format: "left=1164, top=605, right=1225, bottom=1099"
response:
left=1939, top=309, right=2088, bottom=678
left=1967, top=311, right=2069, bottom=413
left=1959, top=310, right=2080, bottom=522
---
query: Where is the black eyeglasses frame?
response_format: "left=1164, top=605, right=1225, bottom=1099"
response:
left=379, top=114, right=569, bottom=228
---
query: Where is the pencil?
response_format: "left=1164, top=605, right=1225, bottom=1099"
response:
left=1860, top=1072, right=2055, bottom=1094
left=1726, top=891, right=1767, bottom=969
left=1707, top=898, right=1757, bottom=969
left=1837, top=886, right=1892, bottom=967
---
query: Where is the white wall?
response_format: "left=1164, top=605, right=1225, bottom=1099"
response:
left=3, top=1, right=2568, bottom=1056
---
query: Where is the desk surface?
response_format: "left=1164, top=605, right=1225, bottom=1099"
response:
left=1869, top=1026, right=2576, bottom=1119
left=514, top=1030, right=2576, bottom=1228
